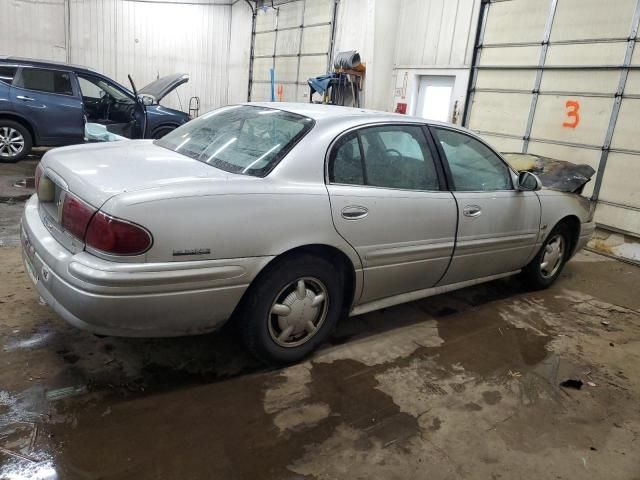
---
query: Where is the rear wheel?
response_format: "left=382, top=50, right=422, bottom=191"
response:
left=239, top=254, right=344, bottom=364
left=521, top=223, right=571, bottom=289
left=0, top=120, right=32, bottom=162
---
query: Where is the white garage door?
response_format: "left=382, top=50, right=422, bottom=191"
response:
left=249, top=0, right=336, bottom=103
left=465, top=0, right=640, bottom=236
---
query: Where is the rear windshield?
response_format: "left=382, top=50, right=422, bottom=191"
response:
left=155, top=105, right=314, bottom=176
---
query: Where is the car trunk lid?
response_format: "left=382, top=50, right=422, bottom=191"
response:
left=39, top=140, right=231, bottom=208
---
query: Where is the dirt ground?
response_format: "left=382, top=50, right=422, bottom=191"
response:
left=1, top=157, right=639, bottom=479
left=1, top=238, right=639, bottom=479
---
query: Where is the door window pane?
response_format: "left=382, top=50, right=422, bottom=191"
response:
left=20, top=68, right=73, bottom=95
left=329, top=132, right=364, bottom=185
left=360, top=125, right=439, bottom=191
left=0, top=66, right=17, bottom=85
left=433, top=128, right=513, bottom=191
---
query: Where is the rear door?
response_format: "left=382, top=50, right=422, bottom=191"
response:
left=326, top=123, right=457, bottom=304
left=430, top=126, right=541, bottom=285
left=11, top=67, right=84, bottom=144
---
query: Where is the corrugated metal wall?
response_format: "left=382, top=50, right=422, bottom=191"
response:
left=0, top=0, right=67, bottom=61
left=1, top=0, right=236, bottom=113
left=466, top=0, right=640, bottom=237
left=394, top=0, right=477, bottom=68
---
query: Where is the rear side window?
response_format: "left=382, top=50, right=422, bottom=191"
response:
left=329, top=132, right=364, bottom=185
left=20, top=68, right=74, bottom=95
left=329, top=125, right=440, bottom=191
left=0, top=66, right=17, bottom=85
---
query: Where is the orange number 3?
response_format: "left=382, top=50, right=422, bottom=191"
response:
left=562, top=100, right=580, bottom=129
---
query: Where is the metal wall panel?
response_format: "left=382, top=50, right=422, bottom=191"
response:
left=0, top=0, right=67, bottom=61
left=540, top=70, right=620, bottom=94
left=479, top=46, right=540, bottom=66
left=531, top=95, right=614, bottom=146
left=483, top=0, right=548, bottom=45
left=475, top=69, right=535, bottom=91
left=468, top=91, right=531, bottom=137
left=545, top=42, right=627, bottom=66
left=551, top=0, right=636, bottom=42
left=466, top=0, right=640, bottom=237
left=394, top=0, right=476, bottom=67
left=599, top=152, right=640, bottom=208
left=479, top=134, right=524, bottom=153
left=610, top=99, right=640, bottom=151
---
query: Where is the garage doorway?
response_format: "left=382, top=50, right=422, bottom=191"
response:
left=416, top=76, right=455, bottom=122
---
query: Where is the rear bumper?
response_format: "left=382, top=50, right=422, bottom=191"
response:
left=21, top=195, right=272, bottom=337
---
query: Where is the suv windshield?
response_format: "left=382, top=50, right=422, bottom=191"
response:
left=155, top=105, right=314, bottom=176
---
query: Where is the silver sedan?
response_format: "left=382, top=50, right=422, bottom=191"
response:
left=22, top=103, right=595, bottom=363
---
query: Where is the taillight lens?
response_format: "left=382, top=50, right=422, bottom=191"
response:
left=61, top=192, right=96, bottom=239
left=85, top=212, right=152, bottom=255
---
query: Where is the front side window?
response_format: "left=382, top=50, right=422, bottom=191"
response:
left=20, top=68, right=73, bottom=95
left=0, top=66, right=17, bottom=85
left=77, top=74, right=132, bottom=102
left=155, top=105, right=314, bottom=176
left=329, top=124, right=440, bottom=191
left=433, top=128, right=513, bottom=191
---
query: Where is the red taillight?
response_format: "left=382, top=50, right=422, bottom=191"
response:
left=61, top=193, right=96, bottom=239
left=85, top=212, right=152, bottom=256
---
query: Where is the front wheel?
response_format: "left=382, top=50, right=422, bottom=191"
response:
left=521, top=223, right=571, bottom=289
left=239, top=254, right=344, bottom=364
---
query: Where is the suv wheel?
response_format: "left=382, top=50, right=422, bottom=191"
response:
left=0, top=120, right=32, bottom=162
left=240, top=254, right=344, bottom=364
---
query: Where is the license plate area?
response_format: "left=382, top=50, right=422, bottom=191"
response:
left=25, top=255, right=39, bottom=284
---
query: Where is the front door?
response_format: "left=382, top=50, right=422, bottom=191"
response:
left=11, top=67, right=84, bottom=145
left=430, top=126, right=541, bottom=285
left=76, top=74, right=145, bottom=139
left=326, top=124, right=457, bottom=304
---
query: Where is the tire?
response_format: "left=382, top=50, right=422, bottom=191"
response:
left=239, top=254, right=344, bottom=364
left=521, top=223, right=572, bottom=290
left=151, top=126, right=174, bottom=139
left=0, top=120, right=32, bottom=162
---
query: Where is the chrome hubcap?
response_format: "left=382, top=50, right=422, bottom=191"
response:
left=0, top=127, right=25, bottom=158
left=268, top=277, right=329, bottom=348
left=540, top=234, right=565, bottom=279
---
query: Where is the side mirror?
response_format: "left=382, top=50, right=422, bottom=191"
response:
left=518, top=171, right=542, bottom=191
left=139, top=95, right=155, bottom=106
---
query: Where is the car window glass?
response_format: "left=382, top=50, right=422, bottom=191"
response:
left=433, top=128, right=513, bottom=191
left=0, top=66, right=17, bottom=85
left=359, top=125, right=439, bottom=191
left=155, top=105, right=314, bottom=176
left=77, top=75, right=130, bottom=102
left=20, top=68, right=73, bottom=95
left=329, top=132, right=364, bottom=185
left=77, top=76, right=104, bottom=99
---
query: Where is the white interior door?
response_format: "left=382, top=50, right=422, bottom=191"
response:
left=416, top=76, right=455, bottom=122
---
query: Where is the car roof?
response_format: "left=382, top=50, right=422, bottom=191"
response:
left=0, top=56, right=97, bottom=74
left=244, top=102, right=474, bottom=133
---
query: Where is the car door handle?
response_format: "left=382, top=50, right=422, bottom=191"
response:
left=341, top=205, right=368, bottom=220
left=16, top=95, right=34, bottom=101
left=463, top=205, right=482, bottom=217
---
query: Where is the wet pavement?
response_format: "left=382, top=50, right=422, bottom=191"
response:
left=1, top=158, right=640, bottom=479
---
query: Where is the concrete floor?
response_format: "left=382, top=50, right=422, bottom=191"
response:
left=1, top=161, right=640, bottom=479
